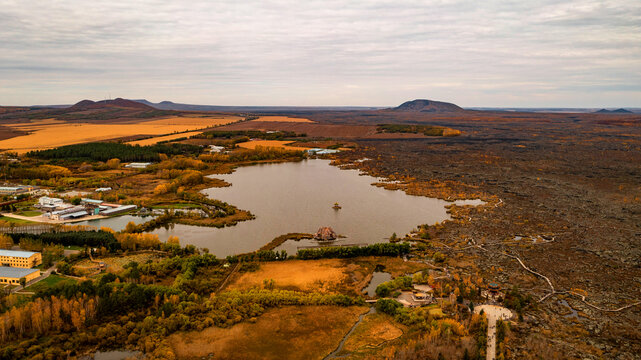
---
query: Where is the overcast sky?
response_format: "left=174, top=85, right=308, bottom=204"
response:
left=1, top=0, right=640, bottom=107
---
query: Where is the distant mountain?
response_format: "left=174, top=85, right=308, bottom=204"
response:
left=132, top=99, right=381, bottom=113
left=390, top=99, right=463, bottom=113
left=69, top=98, right=154, bottom=111
left=594, top=108, right=633, bottom=114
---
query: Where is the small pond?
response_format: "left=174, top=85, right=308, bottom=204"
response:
left=558, top=299, right=584, bottom=320
left=363, top=272, right=392, bottom=297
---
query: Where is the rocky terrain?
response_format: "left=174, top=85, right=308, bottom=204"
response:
left=330, top=111, right=641, bottom=359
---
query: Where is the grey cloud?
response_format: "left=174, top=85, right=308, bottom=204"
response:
left=0, top=0, right=639, bottom=107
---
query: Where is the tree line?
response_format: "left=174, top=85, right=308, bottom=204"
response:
left=377, top=124, right=447, bottom=136
left=195, top=130, right=304, bottom=141
left=28, top=142, right=202, bottom=162
left=296, top=242, right=411, bottom=260
left=8, top=231, right=119, bottom=251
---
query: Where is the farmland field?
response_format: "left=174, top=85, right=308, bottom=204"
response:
left=253, top=116, right=314, bottom=123
left=126, top=130, right=206, bottom=146
left=0, top=115, right=242, bottom=153
left=236, top=139, right=310, bottom=150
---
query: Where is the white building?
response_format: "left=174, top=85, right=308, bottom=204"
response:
left=125, top=162, right=153, bottom=169
left=209, top=145, right=225, bottom=153
left=38, top=197, right=63, bottom=207
left=95, top=187, right=112, bottom=192
left=305, top=148, right=340, bottom=155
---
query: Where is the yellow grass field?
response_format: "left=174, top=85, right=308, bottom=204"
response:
left=236, top=140, right=311, bottom=150
left=228, top=259, right=349, bottom=292
left=126, top=131, right=205, bottom=146
left=342, top=313, right=405, bottom=354
left=0, top=116, right=242, bottom=153
left=253, top=116, right=314, bottom=123
left=169, top=305, right=368, bottom=360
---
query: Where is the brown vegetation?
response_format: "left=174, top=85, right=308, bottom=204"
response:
left=236, top=140, right=310, bottom=150
left=126, top=131, right=207, bottom=146
left=341, top=313, right=406, bottom=355
left=169, top=305, right=369, bottom=360
left=227, top=259, right=351, bottom=293
left=322, top=108, right=641, bottom=358
left=253, top=116, right=314, bottom=123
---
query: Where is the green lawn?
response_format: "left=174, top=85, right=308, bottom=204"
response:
left=26, top=274, right=77, bottom=292
left=0, top=216, right=36, bottom=224
left=17, top=210, right=42, bottom=217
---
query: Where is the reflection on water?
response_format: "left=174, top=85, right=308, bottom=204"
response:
left=78, top=160, right=484, bottom=258
left=74, top=215, right=151, bottom=232
left=363, top=272, right=392, bottom=297
left=559, top=299, right=583, bottom=320
left=180, top=159, right=476, bottom=257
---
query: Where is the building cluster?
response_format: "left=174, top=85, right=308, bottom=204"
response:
left=305, top=148, right=340, bottom=155
left=209, top=145, right=225, bottom=153
left=398, top=284, right=434, bottom=307
left=37, top=196, right=137, bottom=221
left=0, top=184, right=40, bottom=196
left=0, top=249, right=41, bottom=286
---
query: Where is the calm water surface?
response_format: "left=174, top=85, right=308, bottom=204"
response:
left=363, top=272, right=392, bottom=297
left=78, top=160, right=481, bottom=258
left=159, top=159, right=476, bottom=257
left=74, top=215, right=151, bottom=231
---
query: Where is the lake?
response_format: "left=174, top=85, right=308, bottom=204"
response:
left=194, top=159, right=478, bottom=257
left=76, top=159, right=481, bottom=257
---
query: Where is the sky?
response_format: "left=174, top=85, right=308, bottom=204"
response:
left=1, top=0, right=640, bottom=107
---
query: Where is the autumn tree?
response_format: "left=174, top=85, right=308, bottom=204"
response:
left=106, top=158, right=121, bottom=169
left=0, top=234, right=13, bottom=249
left=167, top=236, right=180, bottom=246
